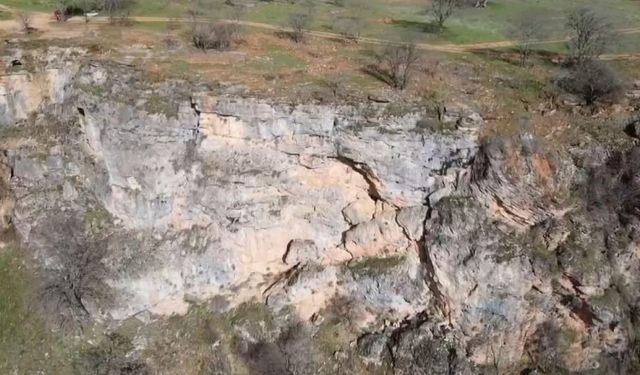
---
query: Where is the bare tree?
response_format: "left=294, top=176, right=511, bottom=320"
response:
left=103, top=0, right=135, bottom=24
left=186, top=0, right=206, bottom=21
left=34, top=215, right=111, bottom=328
left=431, top=0, right=459, bottom=31
left=510, top=13, right=547, bottom=66
left=289, top=11, right=312, bottom=43
left=229, top=3, right=246, bottom=22
left=17, top=12, right=33, bottom=34
left=331, top=0, right=366, bottom=42
left=566, top=8, right=613, bottom=64
left=368, top=43, right=420, bottom=90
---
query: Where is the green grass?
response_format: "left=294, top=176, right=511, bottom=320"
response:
left=143, top=95, right=180, bottom=117
left=240, top=0, right=640, bottom=53
left=140, top=302, right=278, bottom=374
left=84, top=205, right=113, bottom=228
left=77, top=83, right=107, bottom=96
left=0, top=10, right=12, bottom=20
left=130, top=0, right=184, bottom=16
left=314, top=317, right=350, bottom=355
left=348, top=254, right=405, bottom=277
left=244, top=1, right=295, bottom=25
left=363, top=0, right=640, bottom=44
left=250, top=46, right=306, bottom=73
left=133, top=19, right=170, bottom=31
left=129, top=0, right=232, bottom=17
left=3, top=0, right=640, bottom=52
left=0, top=0, right=52, bottom=12
left=607, top=32, right=640, bottom=54
left=0, top=246, right=74, bottom=374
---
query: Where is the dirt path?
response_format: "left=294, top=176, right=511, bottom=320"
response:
left=62, top=14, right=640, bottom=54
left=2, top=5, right=640, bottom=57
left=601, top=52, right=640, bottom=61
left=442, top=27, right=640, bottom=52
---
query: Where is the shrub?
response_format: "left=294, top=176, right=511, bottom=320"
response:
left=73, top=333, right=150, bottom=375
left=559, top=60, right=623, bottom=106
left=192, top=21, right=239, bottom=51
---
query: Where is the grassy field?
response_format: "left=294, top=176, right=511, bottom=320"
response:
left=0, top=0, right=53, bottom=12
left=0, top=246, right=75, bottom=374
left=4, top=0, right=639, bottom=46
left=239, top=0, right=640, bottom=44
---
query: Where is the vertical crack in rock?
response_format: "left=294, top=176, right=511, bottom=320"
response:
left=386, top=310, right=430, bottom=369
left=392, top=196, right=451, bottom=322
left=184, top=97, right=202, bottom=163
left=447, top=347, right=457, bottom=375
left=330, top=155, right=385, bottom=204
left=415, top=201, right=451, bottom=323
left=189, top=96, right=201, bottom=141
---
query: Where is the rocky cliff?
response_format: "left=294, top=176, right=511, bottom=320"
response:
left=2, top=46, right=640, bottom=374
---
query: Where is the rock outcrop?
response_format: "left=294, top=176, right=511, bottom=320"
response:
left=2, top=45, right=640, bottom=374
left=1, top=48, right=481, bottom=320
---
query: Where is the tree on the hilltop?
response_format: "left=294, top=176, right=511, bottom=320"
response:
left=288, top=0, right=315, bottom=43
left=331, top=0, right=366, bottom=42
left=289, top=11, right=312, bottom=43
left=566, top=7, right=613, bottom=64
left=510, top=13, right=547, bottom=66
left=431, top=0, right=459, bottom=31
left=103, top=0, right=135, bottom=23
left=367, top=42, right=420, bottom=90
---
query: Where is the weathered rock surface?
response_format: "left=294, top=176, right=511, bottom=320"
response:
left=2, top=46, right=640, bottom=374
left=1, top=48, right=480, bottom=321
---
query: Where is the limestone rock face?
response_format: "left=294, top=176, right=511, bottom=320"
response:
left=4, top=47, right=639, bottom=374
left=1, top=47, right=84, bottom=125
left=425, top=197, right=541, bottom=366
left=2, top=56, right=481, bottom=320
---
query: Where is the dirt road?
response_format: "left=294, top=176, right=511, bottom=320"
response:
left=2, top=4, right=640, bottom=57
